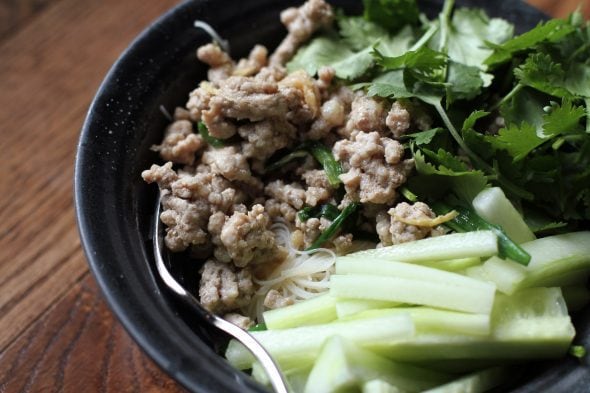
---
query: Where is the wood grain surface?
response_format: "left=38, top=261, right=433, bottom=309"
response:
left=0, top=1, right=585, bottom=393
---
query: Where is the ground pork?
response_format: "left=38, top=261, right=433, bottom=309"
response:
left=376, top=202, right=441, bottom=246
left=233, top=45, right=268, bottom=77
left=265, top=198, right=298, bottom=223
left=295, top=215, right=331, bottom=248
left=386, top=101, right=411, bottom=139
left=197, top=43, right=235, bottom=83
left=199, top=259, right=255, bottom=314
left=301, top=169, right=333, bottom=206
left=159, top=194, right=210, bottom=252
left=265, top=180, right=306, bottom=210
left=264, top=289, right=295, bottom=309
left=333, top=131, right=413, bottom=205
left=223, top=313, right=254, bottom=330
left=150, top=120, right=204, bottom=165
left=218, top=204, right=282, bottom=267
left=269, top=0, right=334, bottom=66
left=342, top=95, right=388, bottom=137
left=308, top=95, right=346, bottom=140
left=238, top=118, right=297, bottom=162
left=202, top=145, right=263, bottom=191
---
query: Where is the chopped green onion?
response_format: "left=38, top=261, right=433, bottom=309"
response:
left=198, top=122, right=226, bottom=148
left=307, top=142, right=343, bottom=187
left=266, top=149, right=309, bottom=172
left=306, top=202, right=359, bottom=250
left=266, top=141, right=342, bottom=187
left=433, top=203, right=531, bottom=265
left=298, top=203, right=341, bottom=222
left=569, top=345, right=586, bottom=359
left=248, top=322, right=267, bottom=332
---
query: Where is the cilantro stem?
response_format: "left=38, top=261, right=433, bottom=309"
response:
left=437, top=0, right=455, bottom=53
left=409, top=21, right=439, bottom=52
left=490, top=83, right=522, bottom=112
left=432, top=101, right=533, bottom=200
left=585, top=98, right=590, bottom=133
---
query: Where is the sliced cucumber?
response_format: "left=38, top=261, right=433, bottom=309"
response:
left=225, top=314, right=414, bottom=370
left=362, top=380, right=403, bottom=393
left=420, top=257, right=482, bottom=272
left=346, top=307, right=491, bottom=336
left=330, top=274, right=496, bottom=314
left=336, top=258, right=491, bottom=291
left=421, top=367, right=509, bottom=393
left=370, top=288, right=574, bottom=362
left=467, top=232, right=590, bottom=294
left=472, top=187, right=535, bottom=244
left=336, top=299, right=401, bottom=319
left=263, top=293, right=337, bottom=330
left=304, top=336, right=449, bottom=393
left=347, top=231, right=498, bottom=263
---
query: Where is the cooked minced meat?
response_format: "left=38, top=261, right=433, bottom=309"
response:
left=144, top=0, right=446, bottom=319
left=199, top=259, right=255, bottom=314
left=333, top=131, right=413, bottom=205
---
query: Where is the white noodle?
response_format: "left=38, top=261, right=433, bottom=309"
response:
left=194, top=20, right=231, bottom=54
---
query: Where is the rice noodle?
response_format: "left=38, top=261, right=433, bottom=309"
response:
left=248, top=220, right=339, bottom=322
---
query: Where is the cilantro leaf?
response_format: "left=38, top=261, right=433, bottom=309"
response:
left=446, top=61, right=485, bottom=103
left=486, top=122, right=543, bottom=161
left=431, top=7, right=513, bottom=69
left=514, top=53, right=574, bottom=98
left=374, top=46, right=448, bottom=83
left=412, top=148, right=488, bottom=203
left=485, top=18, right=576, bottom=67
left=462, top=110, right=490, bottom=132
left=543, top=99, right=585, bottom=137
left=287, top=35, right=374, bottom=80
left=404, top=128, right=442, bottom=145
left=363, top=0, right=419, bottom=32
left=564, top=63, right=590, bottom=98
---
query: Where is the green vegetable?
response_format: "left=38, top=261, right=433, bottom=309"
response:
left=472, top=187, right=536, bottom=244
left=226, top=314, right=415, bottom=370
left=304, top=336, right=448, bottom=393
left=248, top=323, right=267, bottom=332
left=265, top=149, right=308, bottom=172
left=298, top=203, right=340, bottom=222
left=197, top=122, right=225, bottom=147
left=347, top=230, right=499, bottom=263
left=433, top=203, right=531, bottom=265
left=263, top=294, right=337, bottom=330
left=362, top=0, right=419, bottom=33
left=266, top=141, right=342, bottom=186
left=330, top=274, right=495, bottom=314
left=421, top=367, right=509, bottom=393
left=569, top=345, right=586, bottom=359
left=306, top=202, right=359, bottom=250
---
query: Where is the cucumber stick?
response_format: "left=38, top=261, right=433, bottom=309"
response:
left=362, top=380, right=403, bottom=393
left=304, top=336, right=449, bottom=393
left=336, top=299, right=401, bottom=319
left=336, top=259, right=492, bottom=291
left=420, top=257, right=481, bottom=272
left=263, top=293, right=337, bottom=329
left=472, top=187, right=535, bottom=244
left=469, top=232, right=590, bottom=294
left=347, top=231, right=498, bottom=263
left=225, top=314, right=414, bottom=370
left=347, top=307, right=491, bottom=336
left=422, top=367, right=508, bottom=393
left=371, top=288, right=574, bottom=362
left=330, top=274, right=496, bottom=314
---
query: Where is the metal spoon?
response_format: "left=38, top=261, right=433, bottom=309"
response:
left=153, top=193, right=289, bottom=393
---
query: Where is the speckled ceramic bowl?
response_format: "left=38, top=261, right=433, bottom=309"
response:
left=75, top=1, right=590, bottom=392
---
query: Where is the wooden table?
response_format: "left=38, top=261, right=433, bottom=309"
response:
left=0, top=0, right=587, bottom=392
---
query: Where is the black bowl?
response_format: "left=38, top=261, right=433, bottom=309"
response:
left=75, top=0, right=590, bottom=392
